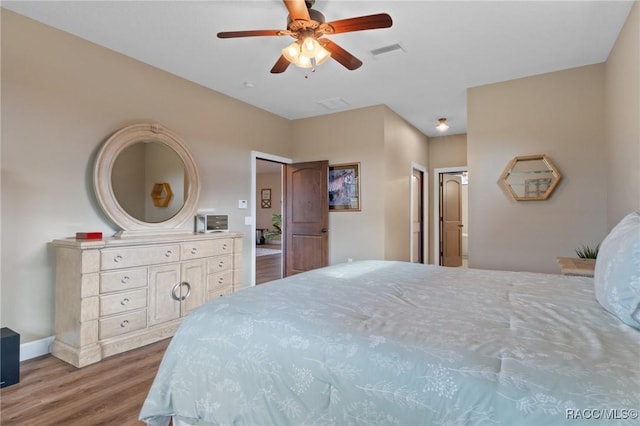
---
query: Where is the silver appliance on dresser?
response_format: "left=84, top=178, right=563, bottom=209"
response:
left=195, top=214, right=229, bottom=233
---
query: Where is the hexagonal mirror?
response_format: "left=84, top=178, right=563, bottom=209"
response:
left=500, top=154, right=561, bottom=201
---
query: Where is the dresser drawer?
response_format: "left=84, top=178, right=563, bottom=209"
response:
left=207, top=255, right=233, bottom=274
left=216, top=239, right=234, bottom=255
left=100, top=268, right=147, bottom=293
left=208, top=282, right=233, bottom=300
left=100, top=288, right=147, bottom=317
left=99, top=309, right=147, bottom=340
left=181, top=240, right=217, bottom=260
left=181, top=238, right=234, bottom=260
left=208, top=270, right=233, bottom=293
left=101, top=245, right=180, bottom=270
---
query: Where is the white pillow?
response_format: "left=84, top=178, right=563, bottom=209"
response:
left=594, top=211, right=640, bottom=329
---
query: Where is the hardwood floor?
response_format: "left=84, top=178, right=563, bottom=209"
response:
left=0, top=338, right=170, bottom=425
left=256, top=244, right=282, bottom=285
left=256, top=254, right=282, bottom=284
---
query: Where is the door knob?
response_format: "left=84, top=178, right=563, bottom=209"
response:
left=321, top=228, right=328, bottom=233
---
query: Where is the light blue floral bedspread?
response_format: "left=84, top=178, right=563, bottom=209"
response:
left=140, top=260, right=639, bottom=425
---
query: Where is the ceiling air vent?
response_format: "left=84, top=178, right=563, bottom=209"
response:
left=317, top=97, right=351, bottom=111
left=370, top=43, right=405, bottom=57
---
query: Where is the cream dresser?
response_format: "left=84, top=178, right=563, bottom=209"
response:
left=51, top=232, right=242, bottom=367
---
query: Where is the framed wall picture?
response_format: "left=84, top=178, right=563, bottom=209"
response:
left=328, top=163, right=360, bottom=211
left=261, top=188, right=271, bottom=208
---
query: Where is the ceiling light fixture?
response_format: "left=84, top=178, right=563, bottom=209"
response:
left=282, top=34, right=331, bottom=70
left=436, top=118, right=449, bottom=132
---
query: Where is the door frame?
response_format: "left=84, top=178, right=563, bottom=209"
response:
left=432, top=166, right=467, bottom=265
left=251, top=151, right=292, bottom=287
left=410, top=162, right=428, bottom=263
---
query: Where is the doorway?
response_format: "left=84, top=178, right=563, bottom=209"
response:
left=432, top=167, right=468, bottom=267
left=255, top=159, right=284, bottom=284
left=251, top=154, right=330, bottom=285
left=411, top=163, right=428, bottom=263
left=251, top=152, right=291, bottom=287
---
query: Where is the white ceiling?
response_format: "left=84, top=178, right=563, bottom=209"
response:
left=3, top=1, right=634, bottom=137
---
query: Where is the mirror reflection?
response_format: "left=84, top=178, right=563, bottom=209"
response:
left=112, top=141, right=187, bottom=223
left=500, top=154, right=561, bottom=201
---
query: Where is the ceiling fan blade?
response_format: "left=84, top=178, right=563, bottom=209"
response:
left=217, top=30, right=283, bottom=38
left=326, top=13, right=392, bottom=34
left=271, top=55, right=291, bottom=74
left=283, top=0, right=311, bottom=22
left=321, top=39, right=363, bottom=71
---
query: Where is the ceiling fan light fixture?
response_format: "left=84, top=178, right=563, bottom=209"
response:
left=219, top=2, right=393, bottom=74
left=315, top=46, right=331, bottom=65
left=296, top=54, right=313, bottom=68
left=301, top=36, right=321, bottom=57
left=436, top=118, right=450, bottom=132
left=282, top=41, right=301, bottom=63
left=282, top=37, right=330, bottom=69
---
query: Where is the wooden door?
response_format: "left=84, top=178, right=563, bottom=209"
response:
left=284, top=161, right=329, bottom=276
left=411, top=169, right=424, bottom=263
left=441, top=174, right=463, bottom=267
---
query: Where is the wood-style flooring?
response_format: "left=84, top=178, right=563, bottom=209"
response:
left=0, top=338, right=170, bottom=425
left=256, top=244, right=282, bottom=285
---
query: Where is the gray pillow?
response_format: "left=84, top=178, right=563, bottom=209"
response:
left=594, top=211, right=640, bottom=329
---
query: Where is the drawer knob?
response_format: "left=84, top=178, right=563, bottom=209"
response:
left=120, top=320, right=129, bottom=328
left=191, top=247, right=197, bottom=254
left=121, top=298, right=130, bottom=306
left=165, top=250, right=173, bottom=257
left=121, top=276, right=130, bottom=284
left=221, top=244, right=228, bottom=251
left=114, top=255, right=123, bottom=263
left=218, top=260, right=225, bottom=268
left=218, top=277, right=224, bottom=284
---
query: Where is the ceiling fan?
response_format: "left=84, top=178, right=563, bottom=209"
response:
left=217, top=0, right=392, bottom=73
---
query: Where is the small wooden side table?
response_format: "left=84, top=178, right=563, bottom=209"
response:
left=556, top=257, right=596, bottom=277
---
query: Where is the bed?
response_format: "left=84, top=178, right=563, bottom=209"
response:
left=140, top=213, right=640, bottom=426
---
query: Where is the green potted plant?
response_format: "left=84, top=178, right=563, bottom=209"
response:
left=264, top=213, right=282, bottom=242
left=575, top=244, right=599, bottom=266
left=575, top=244, right=599, bottom=259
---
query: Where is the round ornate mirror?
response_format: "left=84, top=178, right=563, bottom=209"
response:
left=94, top=123, right=201, bottom=236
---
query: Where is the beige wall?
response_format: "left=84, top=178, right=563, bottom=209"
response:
left=468, top=64, right=608, bottom=273
left=291, top=106, right=387, bottom=264
left=467, top=3, right=639, bottom=273
left=1, top=11, right=292, bottom=342
left=604, top=1, right=640, bottom=227
left=383, top=107, right=429, bottom=261
left=290, top=105, right=428, bottom=264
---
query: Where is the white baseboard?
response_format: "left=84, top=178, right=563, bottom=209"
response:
left=20, top=336, right=54, bottom=361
